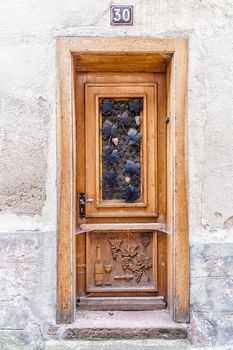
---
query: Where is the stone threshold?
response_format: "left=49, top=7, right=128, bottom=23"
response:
left=78, top=296, right=166, bottom=311
left=48, top=310, right=189, bottom=340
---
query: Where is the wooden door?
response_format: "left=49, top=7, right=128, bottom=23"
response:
left=76, top=72, right=167, bottom=310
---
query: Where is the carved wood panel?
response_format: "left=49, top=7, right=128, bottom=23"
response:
left=86, top=231, right=158, bottom=293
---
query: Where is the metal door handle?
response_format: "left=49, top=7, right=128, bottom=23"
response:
left=79, top=192, right=94, bottom=219
left=85, top=198, right=94, bottom=204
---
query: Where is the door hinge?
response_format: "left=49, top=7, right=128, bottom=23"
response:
left=166, top=116, right=170, bottom=124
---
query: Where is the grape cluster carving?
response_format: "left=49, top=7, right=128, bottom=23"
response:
left=108, top=239, right=152, bottom=283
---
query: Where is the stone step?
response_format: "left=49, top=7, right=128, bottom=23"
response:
left=47, top=310, right=188, bottom=340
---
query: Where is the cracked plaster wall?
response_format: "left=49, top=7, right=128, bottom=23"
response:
left=0, top=0, right=233, bottom=347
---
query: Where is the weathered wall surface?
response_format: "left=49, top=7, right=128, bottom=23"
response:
left=0, top=0, right=233, bottom=348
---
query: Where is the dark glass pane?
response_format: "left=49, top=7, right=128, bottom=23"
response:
left=100, top=98, right=143, bottom=202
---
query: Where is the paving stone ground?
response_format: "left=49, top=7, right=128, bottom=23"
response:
left=44, top=340, right=233, bottom=350
left=1, top=336, right=233, bottom=350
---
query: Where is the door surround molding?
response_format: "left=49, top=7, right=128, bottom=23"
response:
left=57, top=37, right=189, bottom=323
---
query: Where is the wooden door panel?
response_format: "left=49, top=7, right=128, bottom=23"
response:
left=76, top=231, right=167, bottom=299
left=75, top=72, right=167, bottom=309
left=86, top=231, right=158, bottom=293
left=85, top=84, right=157, bottom=218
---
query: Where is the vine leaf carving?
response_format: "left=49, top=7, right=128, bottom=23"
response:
left=128, top=99, right=143, bottom=114
left=121, top=242, right=138, bottom=257
left=108, top=238, right=152, bottom=283
left=127, top=128, right=141, bottom=145
left=122, top=184, right=140, bottom=202
left=100, top=99, right=114, bottom=115
left=141, top=233, right=151, bottom=247
left=109, top=239, right=123, bottom=259
left=117, top=111, right=131, bottom=126
left=102, top=120, right=118, bottom=137
left=102, top=170, right=118, bottom=191
left=124, top=160, right=140, bottom=176
left=136, top=254, right=152, bottom=270
left=103, top=146, right=119, bottom=164
left=122, top=257, right=131, bottom=271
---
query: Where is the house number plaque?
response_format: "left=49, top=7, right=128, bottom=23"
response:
left=110, top=5, right=133, bottom=26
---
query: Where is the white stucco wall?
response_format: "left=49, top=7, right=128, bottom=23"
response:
left=1, top=0, right=233, bottom=241
left=0, top=0, right=233, bottom=347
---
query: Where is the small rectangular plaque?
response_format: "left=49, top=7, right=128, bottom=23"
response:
left=110, top=5, right=133, bottom=26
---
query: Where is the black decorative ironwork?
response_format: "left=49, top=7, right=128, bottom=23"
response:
left=100, top=98, right=143, bottom=201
